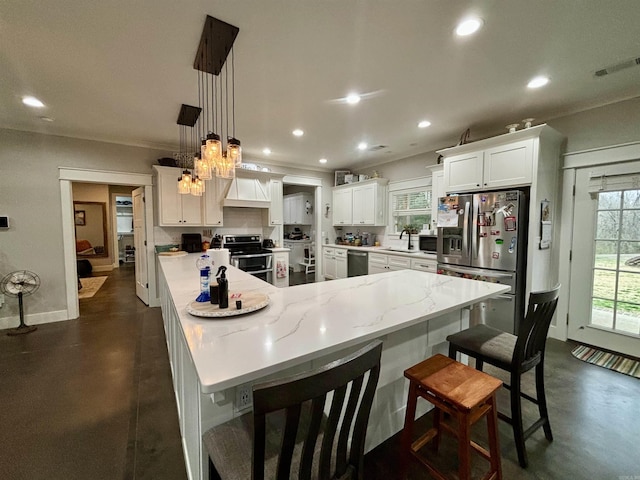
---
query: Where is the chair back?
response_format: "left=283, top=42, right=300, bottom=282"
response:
left=514, top=285, right=560, bottom=371
left=251, top=340, right=382, bottom=480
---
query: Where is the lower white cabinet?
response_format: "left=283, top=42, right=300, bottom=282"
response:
left=368, top=252, right=411, bottom=274
left=272, top=250, right=289, bottom=288
left=323, top=247, right=347, bottom=280
left=410, top=258, right=437, bottom=273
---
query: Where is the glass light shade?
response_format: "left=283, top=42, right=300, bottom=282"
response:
left=195, top=154, right=212, bottom=180
left=178, top=170, right=192, bottom=194
left=216, top=153, right=235, bottom=179
left=227, top=137, right=242, bottom=167
left=190, top=176, right=203, bottom=196
left=205, top=132, right=222, bottom=166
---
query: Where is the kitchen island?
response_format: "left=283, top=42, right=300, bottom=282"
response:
left=158, top=253, right=509, bottom=480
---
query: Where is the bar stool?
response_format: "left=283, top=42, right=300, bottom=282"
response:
left=402, top=354, right=503, bottom=480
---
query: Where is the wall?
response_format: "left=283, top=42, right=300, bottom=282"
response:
left=0, top=128, right=170, bottom=327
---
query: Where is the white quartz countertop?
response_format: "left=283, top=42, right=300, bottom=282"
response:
left=324, top=244, right=437, bottom=260
left=159, top=253, right=508, bottom=394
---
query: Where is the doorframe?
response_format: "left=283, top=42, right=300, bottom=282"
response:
left=556, top=141, right=640, bottom=341
left=60, top=167, right=157, bottom=320
left=283, top=174, right=323, bottom=281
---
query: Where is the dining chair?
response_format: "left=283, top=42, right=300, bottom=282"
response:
left=446, top=285, right=560, bottom=468
left=203, top=340, right=383, bottom=480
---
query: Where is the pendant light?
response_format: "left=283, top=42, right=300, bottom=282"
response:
left=226, top=48, right=242, bottom=168
left=176, top=123, right=192, bottom=194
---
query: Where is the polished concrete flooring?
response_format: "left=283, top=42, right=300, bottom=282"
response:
left=2, top=265, right=639, bottom=479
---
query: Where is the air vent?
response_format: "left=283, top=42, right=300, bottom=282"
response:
left=594, top=56, right=640, bottom=77
left=368, top=144, right=387, bottom=152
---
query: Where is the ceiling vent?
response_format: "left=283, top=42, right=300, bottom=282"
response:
left=594, top=56, right=640, bottom=77
left=368, top=144, right=387, bottom=152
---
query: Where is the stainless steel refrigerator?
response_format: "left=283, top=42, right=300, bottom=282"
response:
left=436, top=190, right=528, bottom=334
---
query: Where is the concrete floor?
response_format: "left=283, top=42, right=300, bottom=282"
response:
left=1, top=265, right=639, bottom=479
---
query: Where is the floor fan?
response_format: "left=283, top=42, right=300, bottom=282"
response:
left=1, top=270, right=40, bottom=335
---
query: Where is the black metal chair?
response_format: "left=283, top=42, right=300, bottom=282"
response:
left=446, top=285, right=560, bottom=468
left=203, top=340, right=382, bottom=480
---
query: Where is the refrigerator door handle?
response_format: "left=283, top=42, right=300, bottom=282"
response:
left=472, top=200, right=479, bottom=260
left=462, top=201, right=471, bottom=257
left=440, top=264, right=515, bottom=279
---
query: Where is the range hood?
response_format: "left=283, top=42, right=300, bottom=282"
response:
left=223, top=176, right=271, bottom=208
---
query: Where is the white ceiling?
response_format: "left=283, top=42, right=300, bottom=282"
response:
left=1, top=0, right=640, bottom=171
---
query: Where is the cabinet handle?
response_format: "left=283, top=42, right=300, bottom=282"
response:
left=476, top=184, right=480, bottom=187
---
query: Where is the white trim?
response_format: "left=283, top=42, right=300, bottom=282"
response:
left=0, top=310, right=69, bottom=330
left=388, top=176, right=431, bottom=192
left=59, top=167, right=157, bottom=321
left=563, top=141, right=640, bottom=169
left=282, top=174, right=323, bottom=187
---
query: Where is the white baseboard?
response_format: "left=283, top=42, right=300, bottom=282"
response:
left=548, top=324, right=566, bottom=341
left=0, top=309, right=70, bottom=330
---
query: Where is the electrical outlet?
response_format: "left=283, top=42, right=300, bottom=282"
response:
left=235, top=384, right=253, bottom=411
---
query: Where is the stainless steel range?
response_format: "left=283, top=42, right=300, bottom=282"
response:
left=223, top=235, right=273, bottom=284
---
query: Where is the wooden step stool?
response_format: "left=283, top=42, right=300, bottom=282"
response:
left=402, top=354, right=503, bottom=480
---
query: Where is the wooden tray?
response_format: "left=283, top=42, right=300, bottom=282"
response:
left=186, top=292, right=269, bottom=318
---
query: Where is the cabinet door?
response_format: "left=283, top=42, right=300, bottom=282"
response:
left=483, top=139, right=533, bottom=189
left=352, top=184, right=375, bottom=225
left=157, top=170, right=183, bottom=225
left=444, top=152, right=483, bottom=193
left=367, top=262, right=388, bottom=275
left=332, top=189, right=353, bottom=226
left=323, top=249, right=336, bottom=279
left=180, top=193, right=203, bottom=225
left=368, top=253, right=388, bottom=275
left=268, top=179, right=283, bottom=225
left=291, top=196, right=303, bottom=224
left=411, top=258, right=437, bottom=273
left=336, top=257, right=347, bottom=279
left=283, top=196, right=292, bottom=224
left=388, top=256, right=411, bottom=271
left=273, top=251, right=289, bottom=288
left=203, top=177, right=227, bottom=226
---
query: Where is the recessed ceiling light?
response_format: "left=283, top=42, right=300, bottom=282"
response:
left=22, top=96, right=45, bottom=108
left=418, top=120, right=431, bottom=128
left=357, top=142, right=368, bottom=151
left=262, top=148, right=271, bottom=155
left=346, top=93, right=361, bottom=105
left=527, top=76, right=550, bottom=89
left=292, top=129, right=304, bottom=137
left=319, top=158, right=328, bottom=164
left=455, top=18, right=483, bottom=36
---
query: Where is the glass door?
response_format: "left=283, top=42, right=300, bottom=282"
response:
left=568, top=164, right=640, bottom=357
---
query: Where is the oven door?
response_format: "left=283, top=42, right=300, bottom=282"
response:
left=230, top=253, right=273, bottom=284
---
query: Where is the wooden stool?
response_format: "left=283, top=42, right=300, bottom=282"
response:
left=402, top=354, right=503, bottom=480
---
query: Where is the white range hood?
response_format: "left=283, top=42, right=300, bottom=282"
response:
left=223, top=176, right=271, bottom=208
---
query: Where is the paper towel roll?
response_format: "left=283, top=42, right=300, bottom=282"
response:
left=206, top=248, right=230, bottom=268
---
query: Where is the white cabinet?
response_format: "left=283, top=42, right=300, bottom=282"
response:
left=283, top=240, right=311, bottom=273
left=203, top=177, right=229, bottom=227
left=411, top=258, right=437, bottom=273
left=332, top=189, right=353, bottom=226
left=443, top=138, right=534, bottom=193
left=335, top=248, right=347, bottom=279
left=268, top=179, right=283, bottom=226
left=283, top=193, right=312, bottom=225
left=272, top=250, right=289, bottom=288
left=154, top=166, right=202, bottom=226
left=368, top=252, right=411, bottom=274
left=323, top=247, right=347, bottom=280
left=323, top=247, right=337, bottom=280
left=332, top=178, right=388, bottom=226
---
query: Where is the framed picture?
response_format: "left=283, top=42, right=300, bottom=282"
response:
left=334, top=170, right=351, bottom=186
left=74, top=210, right=86, bottom=226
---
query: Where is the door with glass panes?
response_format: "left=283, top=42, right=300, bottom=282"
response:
left=568, top=162, right=640, bottom=357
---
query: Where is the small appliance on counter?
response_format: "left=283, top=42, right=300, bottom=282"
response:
left=262, top=238, right=275, bottom=248
left=211, top=234, right=223, bottom=249
left=288, top=228, right=304, bottom=240
left=181, top=233, right=202, bottom=253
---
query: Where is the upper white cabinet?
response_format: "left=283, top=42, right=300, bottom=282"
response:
left=438, top=126, right=565, bottom=194
left=283, top=192, right=313, bottom=225
left=154, top=166, right=202, bottom=226
left=332, top=178, right=388, bottom=226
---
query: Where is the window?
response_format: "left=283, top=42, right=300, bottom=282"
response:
left=390, top=187, right=432, bottom=234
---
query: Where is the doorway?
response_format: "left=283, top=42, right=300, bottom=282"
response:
left=567, top=159, right=640, bottom=357
left=60, top=168, right=156, bottom=320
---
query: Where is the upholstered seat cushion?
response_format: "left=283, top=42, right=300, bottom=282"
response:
left=446, top=324, right=516, bottom=370
left=204, top=404, right=353, bottom=480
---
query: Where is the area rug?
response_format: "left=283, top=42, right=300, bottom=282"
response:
left=78, top=276, right=108, bottom=299
left=571, top=345, right=640, bottom=379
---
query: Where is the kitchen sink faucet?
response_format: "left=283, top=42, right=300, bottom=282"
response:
left=399, top=228, right=414, bottom=250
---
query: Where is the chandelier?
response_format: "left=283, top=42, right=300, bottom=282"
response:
left=193, top=15, right=242, bottom=181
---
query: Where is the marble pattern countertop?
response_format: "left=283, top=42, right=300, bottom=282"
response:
left=324, top=243, right=437, bottom=260
left=158, top=253, right=508, bottom=394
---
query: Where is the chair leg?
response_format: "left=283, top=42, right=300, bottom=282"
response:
left=448, top=343, right=458, bottom=360
left=475, top=358, right=484, bottom=371
left=401, top=382, right=419, bottom=477
left=535, top=361, right=553, bottom=442
left=510, top=371, right=528, bottom=468
left=457, top=410, right=472, bottom=480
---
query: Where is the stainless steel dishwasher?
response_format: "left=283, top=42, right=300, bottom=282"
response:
left=347, top=250, right=368, bottom=277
